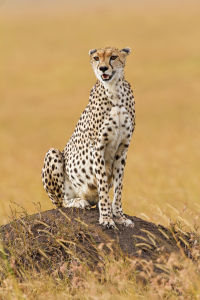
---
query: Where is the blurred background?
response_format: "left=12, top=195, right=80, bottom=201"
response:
left=1, top=0, right=200, bottom=226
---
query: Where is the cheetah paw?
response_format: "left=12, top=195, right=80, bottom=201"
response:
left=63, top=199, right=91, bottom=210
left=113, top=215, right=134, bottom=227
left=99, top=217, right=116, bottom=229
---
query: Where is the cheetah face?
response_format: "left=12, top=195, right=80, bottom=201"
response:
left=89, top=47, right=131, bottom=84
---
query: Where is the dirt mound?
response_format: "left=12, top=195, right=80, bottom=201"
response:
left=0, top=207, right=190, bottom=276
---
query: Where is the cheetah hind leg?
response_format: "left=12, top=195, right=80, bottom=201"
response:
left=42, top=148, right=90, bottom=210
left=63, top=198, right=91, bottom=210
left=42, top=148, right=66, bottom=207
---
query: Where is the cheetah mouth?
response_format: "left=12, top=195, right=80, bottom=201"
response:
left=101, top=71, right=115, bottom=81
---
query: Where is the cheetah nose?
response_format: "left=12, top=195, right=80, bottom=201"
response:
left=99, top=66, right=108, bottom=72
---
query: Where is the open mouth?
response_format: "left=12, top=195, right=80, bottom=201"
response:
left=101, top=71, right=115, bottom=81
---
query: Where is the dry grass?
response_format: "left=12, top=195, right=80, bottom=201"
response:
left=1, top=1, right=200, bottom=298
left=0, top=204, right=200, bottom=300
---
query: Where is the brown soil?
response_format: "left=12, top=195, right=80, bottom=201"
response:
left=0, top=207, right=190, bottom=276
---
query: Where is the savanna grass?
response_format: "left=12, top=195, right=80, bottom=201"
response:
left=1, top=0, right=200, bottom=299
left=1, top=0, right=200, bottom=225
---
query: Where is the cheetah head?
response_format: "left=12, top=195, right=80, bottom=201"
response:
left=89, top=47, right=131, bottom=84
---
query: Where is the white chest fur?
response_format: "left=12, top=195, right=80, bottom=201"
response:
left=98, top=79, right=133, bottom=179
left=109, top=105, right=129, bottom=140
left=103, top=105, right=131, bottom=175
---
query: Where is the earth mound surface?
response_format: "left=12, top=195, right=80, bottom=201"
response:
left=0, top=206, right=192, bottom=278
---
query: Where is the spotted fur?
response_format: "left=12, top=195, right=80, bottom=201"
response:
left=42, top=46, right=135, bottom=228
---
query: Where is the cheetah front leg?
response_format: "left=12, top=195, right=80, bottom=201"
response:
left=93, top=148, right=115, bottom=228
left=112, top=144, right=134, bottom=227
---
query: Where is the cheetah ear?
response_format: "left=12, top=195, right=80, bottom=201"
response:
left=89, top=49, right=97, bottom=55
left=120, top=47, right=131, bottom=56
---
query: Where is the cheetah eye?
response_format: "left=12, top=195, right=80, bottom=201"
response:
left=110, top=56, right=118, bottom=60
left=93, top=56, right=99, bottom=61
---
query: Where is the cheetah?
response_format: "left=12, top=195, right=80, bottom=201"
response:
left=42, top=46, right=135, bottom=228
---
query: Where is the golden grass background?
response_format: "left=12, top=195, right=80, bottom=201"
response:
left=1, top=0, right=200, bottom=226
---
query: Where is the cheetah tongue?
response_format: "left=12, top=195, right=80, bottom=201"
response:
left=102, top=74, right=110, bottom=79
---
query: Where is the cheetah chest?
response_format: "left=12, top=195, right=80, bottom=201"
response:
left=103, top=105, right=132, bottom=175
